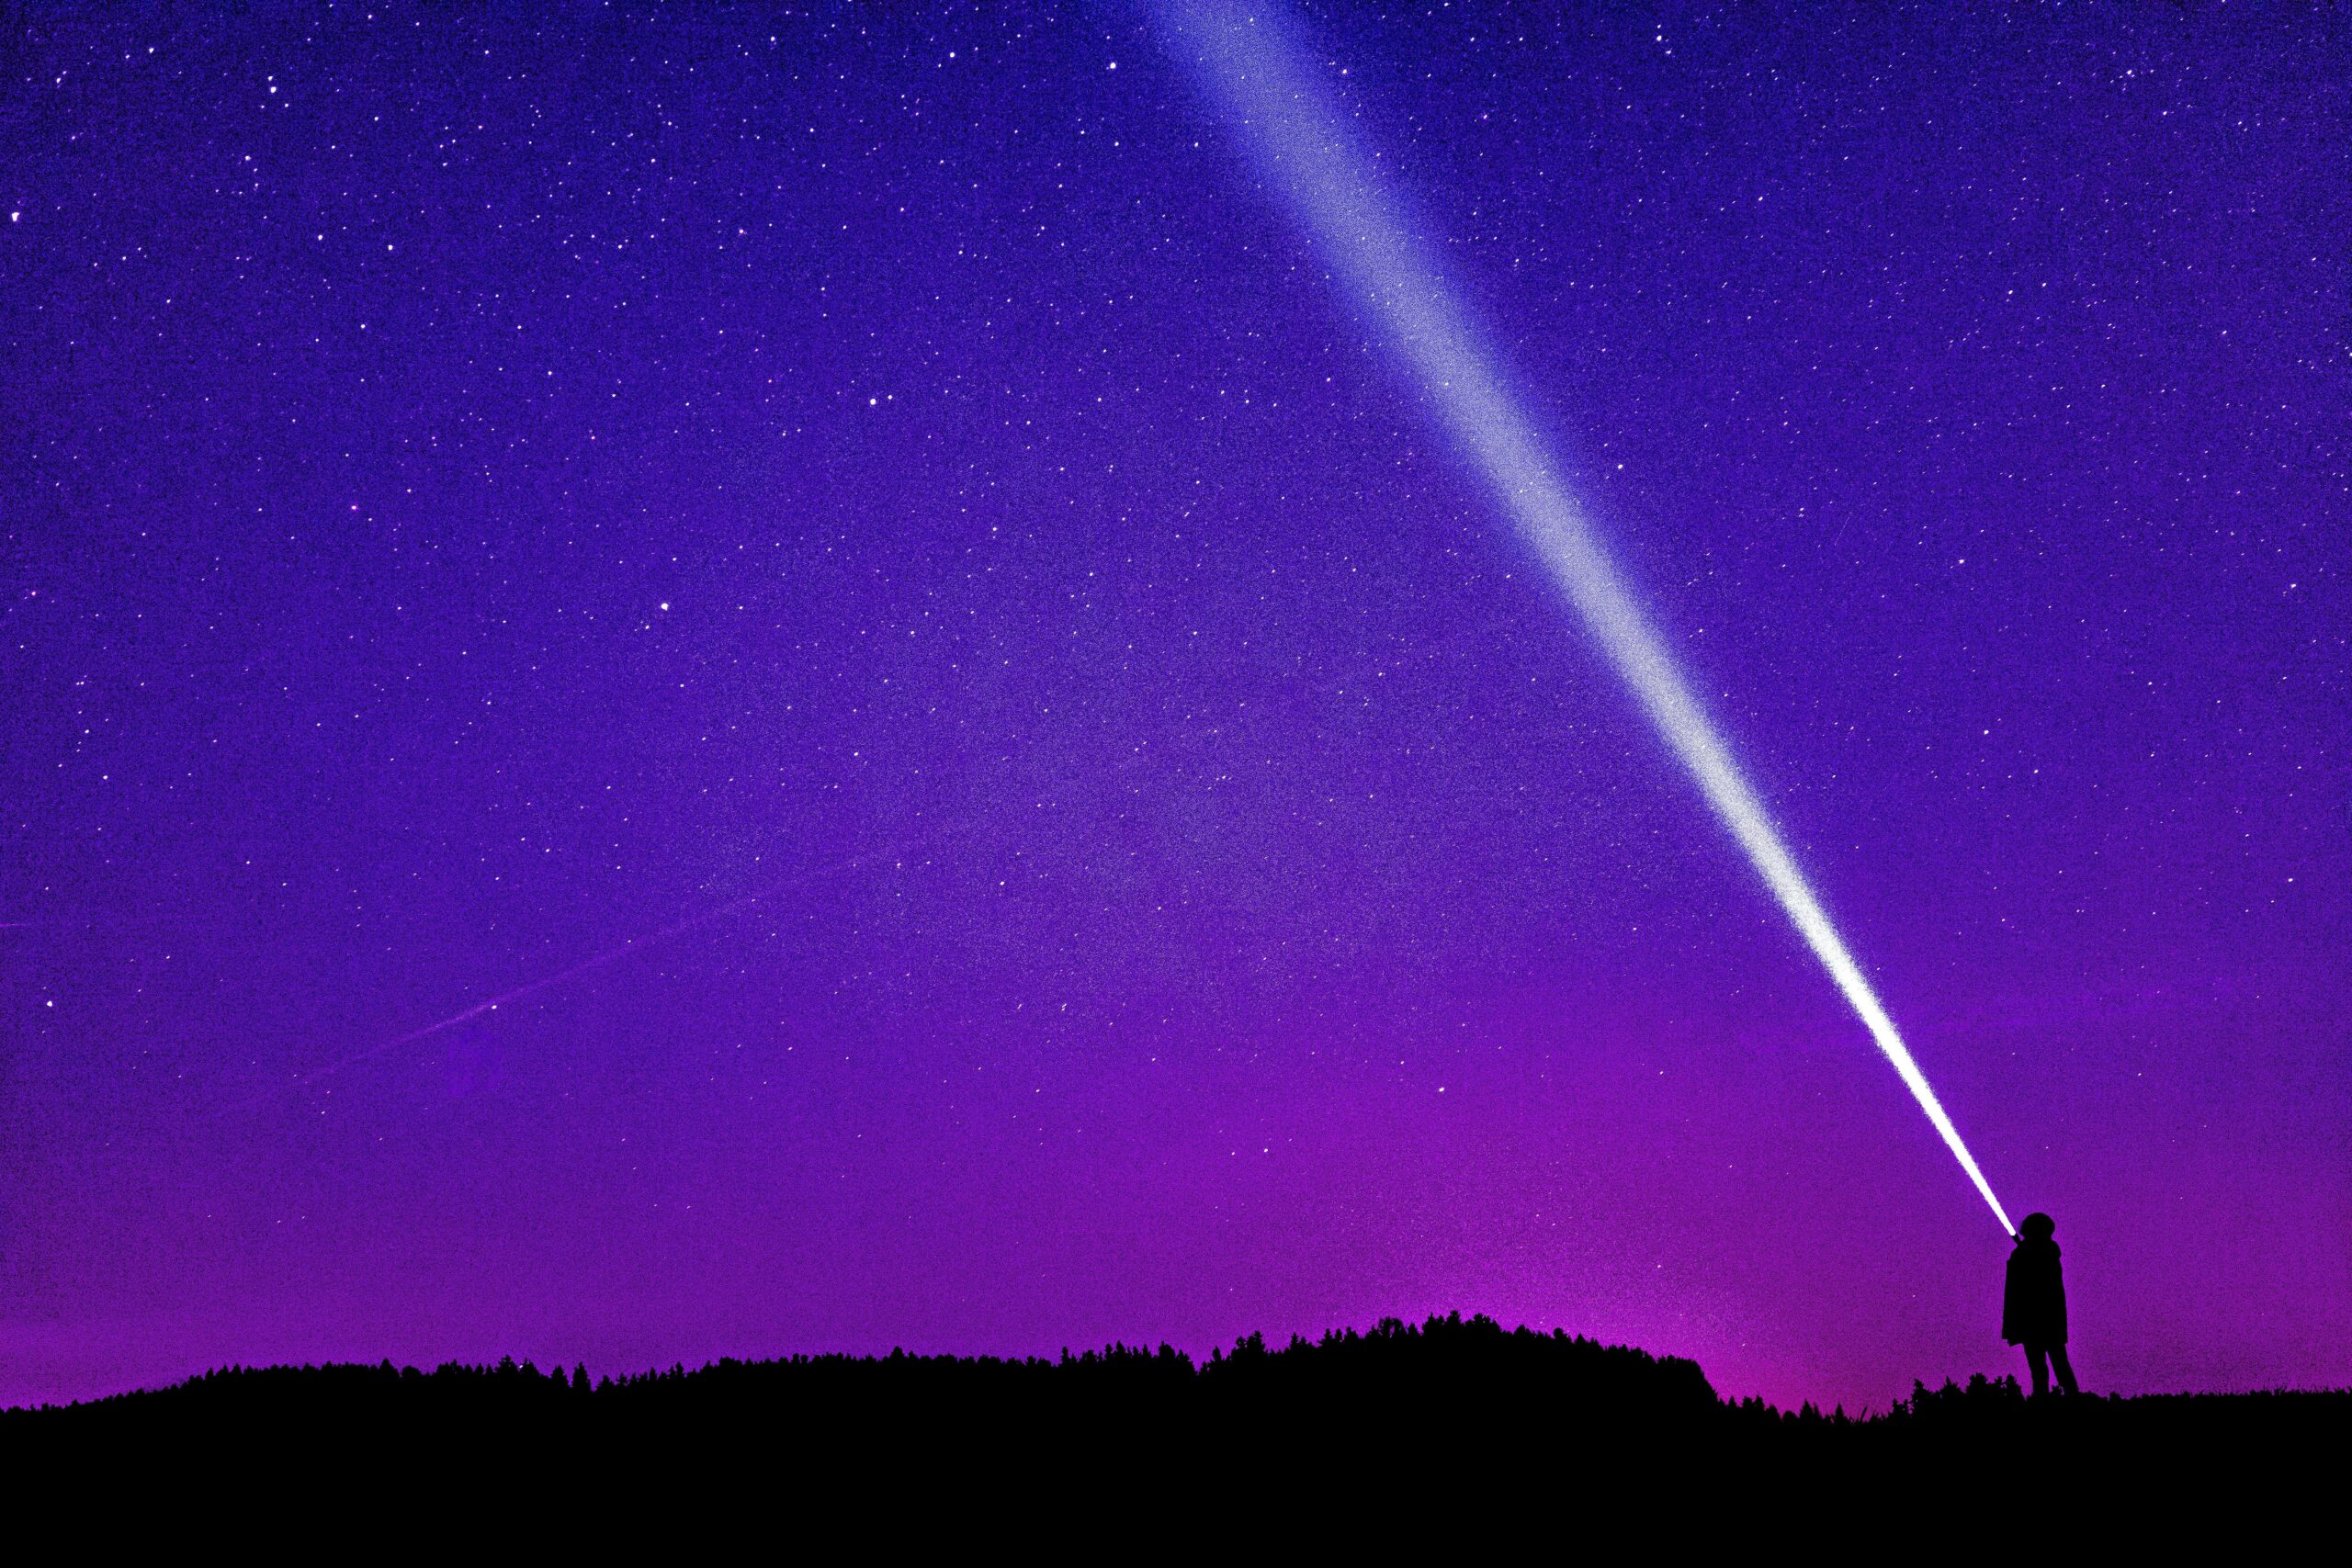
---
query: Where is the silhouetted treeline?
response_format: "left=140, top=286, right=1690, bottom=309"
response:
left=6, top=1311, right=1711, bottom=1425
left=4, top=1312, right=2339, bottom=1543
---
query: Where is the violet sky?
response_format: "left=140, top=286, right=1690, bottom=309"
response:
left=4, top=2, right=2346, bottom=1412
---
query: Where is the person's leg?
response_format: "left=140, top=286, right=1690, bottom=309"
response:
left=2049, top=1344, right=2078, bottom=1395
left=2024, top=1343, right=2051, bottom=1397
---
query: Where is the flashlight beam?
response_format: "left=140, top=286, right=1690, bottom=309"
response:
left=1155, top=1, right=2014, bottom=1235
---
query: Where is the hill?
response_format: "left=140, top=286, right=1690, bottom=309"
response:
left=6, top=1312, right=2339, bottom=1542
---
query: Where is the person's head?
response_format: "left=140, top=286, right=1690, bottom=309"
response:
left=2020, top=1213, right=2056, bottom=1242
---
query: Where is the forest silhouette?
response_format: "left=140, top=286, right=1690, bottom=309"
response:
left=7, top=1309, right=2341, bottom=1539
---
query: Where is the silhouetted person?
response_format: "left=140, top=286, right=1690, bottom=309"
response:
left=2003, top=1212, right=2078, bottom=1397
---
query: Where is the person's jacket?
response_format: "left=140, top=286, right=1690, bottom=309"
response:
left=2002, top=1235, right=2066, bottom=1346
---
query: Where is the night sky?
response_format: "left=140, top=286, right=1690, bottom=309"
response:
left=6, top=3, right=2346, bottom=1413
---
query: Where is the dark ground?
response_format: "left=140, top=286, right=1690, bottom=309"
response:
left=7, top=1312, right=2338, bottom=1546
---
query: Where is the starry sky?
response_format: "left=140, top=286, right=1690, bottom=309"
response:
left=5, top=3, right=2346, bottom=1412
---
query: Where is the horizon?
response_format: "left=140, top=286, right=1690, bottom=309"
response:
left=13, top=1306, right=2348, bottom=1418
left=6, top=3, right=2346, bottom=1414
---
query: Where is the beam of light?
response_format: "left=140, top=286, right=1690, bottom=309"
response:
left=1151, top=0, right=2015, bottom=1235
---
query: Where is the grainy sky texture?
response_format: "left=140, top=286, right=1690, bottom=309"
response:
left=4, top=2, right=2346, bottom=1411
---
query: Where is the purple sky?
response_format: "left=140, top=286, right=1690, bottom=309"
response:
left=5, top=3, right=2346, bottom=1412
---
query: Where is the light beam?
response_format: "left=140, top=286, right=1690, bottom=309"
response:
left=1152, top=0, right=2015, bottom=1234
